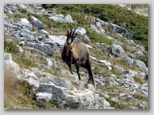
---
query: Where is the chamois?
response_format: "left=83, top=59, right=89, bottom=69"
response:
left=61, top=27, right=95, bottom=87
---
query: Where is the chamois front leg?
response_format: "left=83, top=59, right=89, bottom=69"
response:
left=75, top=65, right=81, bottom=80
left=67, top=63, right=73, bottom=74
left=66, top=51, right=73, bottom=74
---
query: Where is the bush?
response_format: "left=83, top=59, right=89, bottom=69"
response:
left=87, top=29, right=113, bottom=45
left=52, top=22, right=77, bottom=30
left=106, top=98, right=127, bottom=109
left=4, top=40, right=19, bottom=53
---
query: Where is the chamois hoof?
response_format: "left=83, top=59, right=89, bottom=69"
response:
left=69, top=70, right=73, bottom=74
left=87, top=79, right=95, bottom=88
left=87, top=78, right=91, bottom=84
left=85, top=82, right=96, bottom=89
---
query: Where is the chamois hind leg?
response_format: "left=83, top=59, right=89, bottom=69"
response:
left=86, top=59, right=95, bottom=87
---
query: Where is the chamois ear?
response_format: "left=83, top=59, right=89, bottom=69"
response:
left=66, top=30, right=69, bottom=37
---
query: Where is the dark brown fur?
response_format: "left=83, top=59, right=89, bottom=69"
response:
left=61, top=27, right=95, bottom=87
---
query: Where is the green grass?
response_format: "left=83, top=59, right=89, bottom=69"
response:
left=133, top=91, right=147, bottom=101
left=6, top=10, right=18, bottom=22
left=42, top=4, right=148, bottom=50
left=87, top=29, right=113, bottom=45
left=4, top=80, right=58, bottom=109
left=11, top=53, right=37, bottom=69
left=17, top=7, right=27, bottom=14
left=106, top=98, right=127, bottom=109
left=134, top=76, right=146, bottom=84
left=4, top=40, right=48, bottom=69
left=4, top=40, right=19, bottom=53
left=99, top=93, right=128, bottom=109
left=4, top=40, right=36, bottom=68
left=52, top=22, right=77, bottom=30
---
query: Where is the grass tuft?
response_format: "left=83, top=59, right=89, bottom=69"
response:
left=4, top=40, right=19, bottom=53
left=87, top=29, right=113, bottom=45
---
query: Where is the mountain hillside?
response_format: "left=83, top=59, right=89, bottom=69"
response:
left=4, top=4, right=148, bottom=109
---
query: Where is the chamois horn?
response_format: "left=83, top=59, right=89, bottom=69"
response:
left=68, top=25, right=73, bottom=38
left=71, top=27, right=78, bottom=39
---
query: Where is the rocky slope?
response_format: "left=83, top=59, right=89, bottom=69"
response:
left=4, top=4, right=148, bottom=109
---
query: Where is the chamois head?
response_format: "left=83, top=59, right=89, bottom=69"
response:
left=65, top=26, right=78, bottom=46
